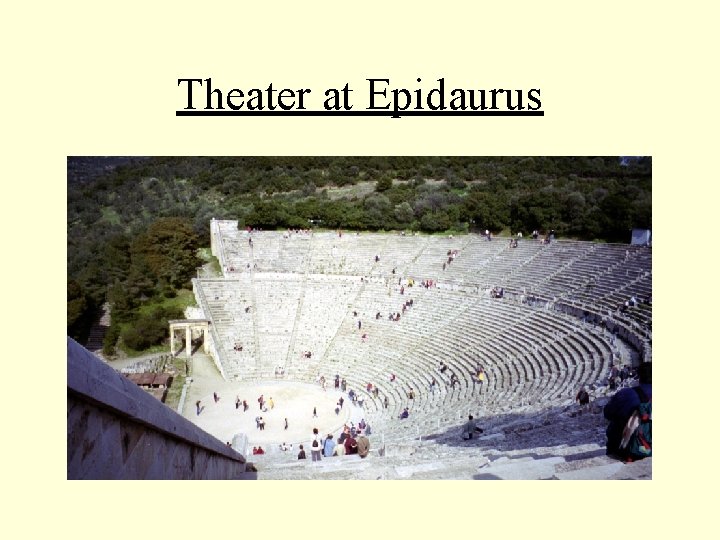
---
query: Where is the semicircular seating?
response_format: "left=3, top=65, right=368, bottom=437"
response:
left=197, top=223, right=651, bottom=440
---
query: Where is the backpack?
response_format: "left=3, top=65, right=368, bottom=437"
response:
left=619, top=387, right=651, bottom=462
left=312, top=439, right=319, bottom=449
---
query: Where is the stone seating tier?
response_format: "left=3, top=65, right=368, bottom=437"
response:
left=194, top=227, right=649, bottom=436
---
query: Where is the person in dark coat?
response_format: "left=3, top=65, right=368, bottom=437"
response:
left=604, top=362, right=652, bottom=459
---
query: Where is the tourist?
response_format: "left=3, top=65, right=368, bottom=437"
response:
left=285, top=417, right=289, bottom=430
left=235, top=396, right=241, bottom=410
left=344, top=433, right=358, bottom=455
left=323, top=434, right=336, bottom=457
left=313, top=406, right=318, bottom=418
left=213, top=392, right=219, bottom=403
left=462, top=415, right=483, bottom=440
left=196, top=400, right=202, bottom=415
left=356, top=434, right=370, bottom=458
left=399, top=407, right=409, bottom=419
left=297, top=445, right=306, bottom=459
left=576, top=387, right=590, bottom=409
left=604, top=362, right=652, bottom=460
left=476, top=367, right=486, bottom=387
left=311, top=428, right=322, bottom=461
left=268, top=397, right=274, bottom=409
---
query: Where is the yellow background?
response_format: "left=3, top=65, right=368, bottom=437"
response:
left=3, top=0, right=717, bottom=537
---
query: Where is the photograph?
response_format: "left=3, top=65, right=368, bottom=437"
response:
left=67, top=156, right=652, bottom=480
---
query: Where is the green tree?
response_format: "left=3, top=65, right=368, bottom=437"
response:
left=394, top=202, right=414, bottom=225
left=364, top=194, right=392, bottom=229
left=130, top=217, right=199, bottom=288
left=375, top=176, right=393, bottom=192
left=464, top=191, right=510, bottom=231
left=67, top=279, right=90, bottom=340
left=420, top=211, right=451, bottom=232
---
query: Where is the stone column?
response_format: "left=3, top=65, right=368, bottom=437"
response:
left=170, top=325, right=176, bottom=356
left=186, top=326, right=192, bottom=357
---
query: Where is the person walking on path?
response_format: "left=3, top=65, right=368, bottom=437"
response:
left=576, top=387, right=590, bottom=412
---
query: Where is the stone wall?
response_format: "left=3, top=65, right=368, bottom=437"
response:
left=67, top=337, right=254, bottom=480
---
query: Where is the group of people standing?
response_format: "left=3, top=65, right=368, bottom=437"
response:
left=299, top=423, right=371, bottom=461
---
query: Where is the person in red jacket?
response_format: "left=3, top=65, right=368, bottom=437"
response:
left=344, top=434, right=358, bottom=455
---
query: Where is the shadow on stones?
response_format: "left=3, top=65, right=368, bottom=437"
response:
left=419, top=403, right=607, bottom=457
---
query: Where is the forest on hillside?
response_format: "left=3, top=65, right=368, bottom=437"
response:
left=67, top=156, right=651, bottom=352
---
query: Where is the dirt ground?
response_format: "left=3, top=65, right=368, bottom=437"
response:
left=182, top=354, right=363, bottom=450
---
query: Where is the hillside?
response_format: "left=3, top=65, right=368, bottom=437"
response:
left=67, top=156, right=651, bottom=350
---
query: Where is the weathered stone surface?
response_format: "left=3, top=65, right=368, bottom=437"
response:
left=67, top=338, right=253, bottom=480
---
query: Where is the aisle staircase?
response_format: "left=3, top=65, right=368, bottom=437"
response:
left=85, top=302, right=111, bottom=355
